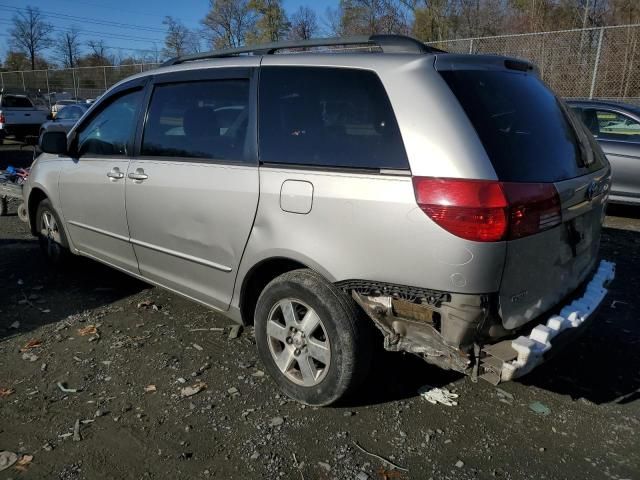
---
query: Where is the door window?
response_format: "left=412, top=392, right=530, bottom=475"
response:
left=258, top=67, right=409, bottom=170
left=77, top=89, right=143, bottom=156
left=141, top=80, right=250, bottom=162
left=589, top=109, right=640, bottom=141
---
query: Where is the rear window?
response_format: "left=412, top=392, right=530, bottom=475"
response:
left=259, top=66, right=409, bottom=170
left=441, top=70, right=603, bottom=182
left=1, top=96, right=33, bottom=108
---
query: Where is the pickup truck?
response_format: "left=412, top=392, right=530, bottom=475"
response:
left=0, top=94, right=49, bottom=144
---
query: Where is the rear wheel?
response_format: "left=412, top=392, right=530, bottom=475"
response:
left=254, top=269, right=372, bottom=406
left=35, top=199, right=69, bottom=266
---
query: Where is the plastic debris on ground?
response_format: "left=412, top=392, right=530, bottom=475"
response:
left=529, top=401, right=551, bottom=416
left=0, top=451, right=18, bottom=472
left=418, top=385, right=459, bottom=406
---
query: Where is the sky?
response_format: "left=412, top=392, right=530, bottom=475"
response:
left=1, top=0, right=339, bottom=63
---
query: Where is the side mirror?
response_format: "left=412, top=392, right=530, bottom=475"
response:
left=40, top=131, right=68, bottom=155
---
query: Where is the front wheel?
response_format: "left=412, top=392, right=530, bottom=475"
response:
left=35, top=198, right=70, bottom=266
left=254, top=269, right=372, bottom=406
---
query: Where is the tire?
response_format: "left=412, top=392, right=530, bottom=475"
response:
left=35, top=198, right=70, bottom=266
left=254, top=269, right=372, bottom=406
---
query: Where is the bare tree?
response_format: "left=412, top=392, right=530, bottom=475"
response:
left=9, top=6, right=53, bottom=70
left=336, top=0, right=409, bottom=36
left=54, top=27, right=82, bottom=68
left=162, top=16, right=201, bottom=58
left=289, top=6, right=319, bottom=40
left=202, top=0, right=257, bottom=49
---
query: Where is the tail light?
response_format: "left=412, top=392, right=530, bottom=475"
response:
left=0, top=112, right=5, bottom=124
left=412, top=177, right=561, bottom=242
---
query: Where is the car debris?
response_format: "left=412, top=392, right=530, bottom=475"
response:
left=0, top=451, right=18, bottom=472
left=418, top=385, right=459, bottom=406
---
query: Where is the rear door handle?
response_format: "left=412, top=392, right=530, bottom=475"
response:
left=128, top=168, right=148, bottom=181
left=107, top=168, right=124, bottom=180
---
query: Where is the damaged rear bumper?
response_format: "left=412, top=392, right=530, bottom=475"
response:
left=484, top=260, right=615, bottom=383
left=348, top=259, right=615, bottom=385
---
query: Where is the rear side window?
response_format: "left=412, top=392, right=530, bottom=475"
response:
left=1, top=96, right=33, bottom=108
left=441, top=70, right=603, bottom=182
left=579, top=108, right=640, bottom=141
left=259, top=67, right=408, bottom=170
left=142, top=80, right=250, bottom=162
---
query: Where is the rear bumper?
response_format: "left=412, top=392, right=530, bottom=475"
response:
left=484, top=260, right=615, bottom=383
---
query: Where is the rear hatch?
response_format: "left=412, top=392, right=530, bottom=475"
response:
left=437, top=58, right=610, bottom=330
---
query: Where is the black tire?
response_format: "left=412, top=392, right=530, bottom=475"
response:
left=35, top=198, right=70, bottom=266
left=254, top=269, right=372, bottom=406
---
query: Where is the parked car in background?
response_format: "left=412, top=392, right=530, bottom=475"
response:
left=51, top=98, right=85, bottom=117
left=39, top=104, right=90, bottom=136
left=568, top=100, right=640, bottom=205
left=27, top=35, right=614, bottom=406
left=0, top=93, right=49, bottom=144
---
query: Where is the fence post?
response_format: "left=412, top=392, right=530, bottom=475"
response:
left=21, top=71, right=26, bottom=91
left=45, top=70, right=50, bottom=104
left=589, top=27, right=605, bottom=99
left=469, top=38, right=474, bottom=54
left=103, top=66, right=107, bottom=91
left=72, top=68, right=78, bottom=98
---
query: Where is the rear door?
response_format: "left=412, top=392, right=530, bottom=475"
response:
left=125, top=68, right=259, bottom=311
left=440, top=66, right=610, bottom=329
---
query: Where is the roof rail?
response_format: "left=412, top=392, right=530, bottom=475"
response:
left=162, top=34, right=446, bottom=67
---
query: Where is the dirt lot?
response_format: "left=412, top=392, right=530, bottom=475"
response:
left=1, top=143, right=639, bottom=479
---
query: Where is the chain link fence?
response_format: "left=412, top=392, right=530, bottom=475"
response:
left=1, top=24, right=639, bottom=105
left=428, top=23, right=640, bottom=105
left=0, top=63, right=160, bottom=105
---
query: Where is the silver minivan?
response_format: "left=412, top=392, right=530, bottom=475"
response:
left=26, top=35, right=615, bottom=406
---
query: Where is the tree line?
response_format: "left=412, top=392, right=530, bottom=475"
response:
left=3, top=0, right=639, bottom=71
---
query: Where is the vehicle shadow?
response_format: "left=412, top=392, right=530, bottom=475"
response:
left=521, top=225, right=640, bottom=405
left=0, top=236, right=147, bottom=341
left=606, top=203, right=640, bottom=220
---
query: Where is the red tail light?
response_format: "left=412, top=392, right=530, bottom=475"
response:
left=0, top=113, right=5, bottom=124
left=412, top=177, right=561, bottom=242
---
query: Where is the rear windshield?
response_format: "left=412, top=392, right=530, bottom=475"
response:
left=1, top=96, right=33, bottom=108
left=440, top=69, right=603, bottom=182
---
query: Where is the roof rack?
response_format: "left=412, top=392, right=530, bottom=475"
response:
left=162, top=34, right=446, bottom=67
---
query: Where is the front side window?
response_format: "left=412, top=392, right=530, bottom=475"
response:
left=141, top=80, right=250, bottom=161
left=258, top=67, right=409, bottom=170
left=593, top=109, right=640, bottom=140
left=77, top=89, right=143, bottom=157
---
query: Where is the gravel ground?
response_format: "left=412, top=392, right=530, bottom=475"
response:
left=1, top=143, right=639, bottom=479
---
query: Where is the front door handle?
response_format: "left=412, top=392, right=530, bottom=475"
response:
left=107, top=167, right=124, bottom=180
left=128, top=168, right=148, bottom=181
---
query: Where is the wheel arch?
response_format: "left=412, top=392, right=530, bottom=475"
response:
left=27, top=187, right=48, bottom=235
left=239, top=256, right=309, bottom=326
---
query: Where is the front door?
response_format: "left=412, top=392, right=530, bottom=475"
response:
left=58, top=86, right=145, bottom=272
left=125, top=70, right=259, bottom=310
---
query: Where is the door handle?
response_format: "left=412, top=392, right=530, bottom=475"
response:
left=107, top=168, right=124, bottom=180
left=128, top=169, right=148, bottom=181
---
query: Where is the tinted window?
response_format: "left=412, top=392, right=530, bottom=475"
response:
left=1, top=96, right=33, bottom=108
left=259, top=67, right=408, bottom=170
left=441, top=70, right=603, bottom=182
left=77, top=89, right=142, bottom=156
left=142, top=80, right=250, bottom=161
